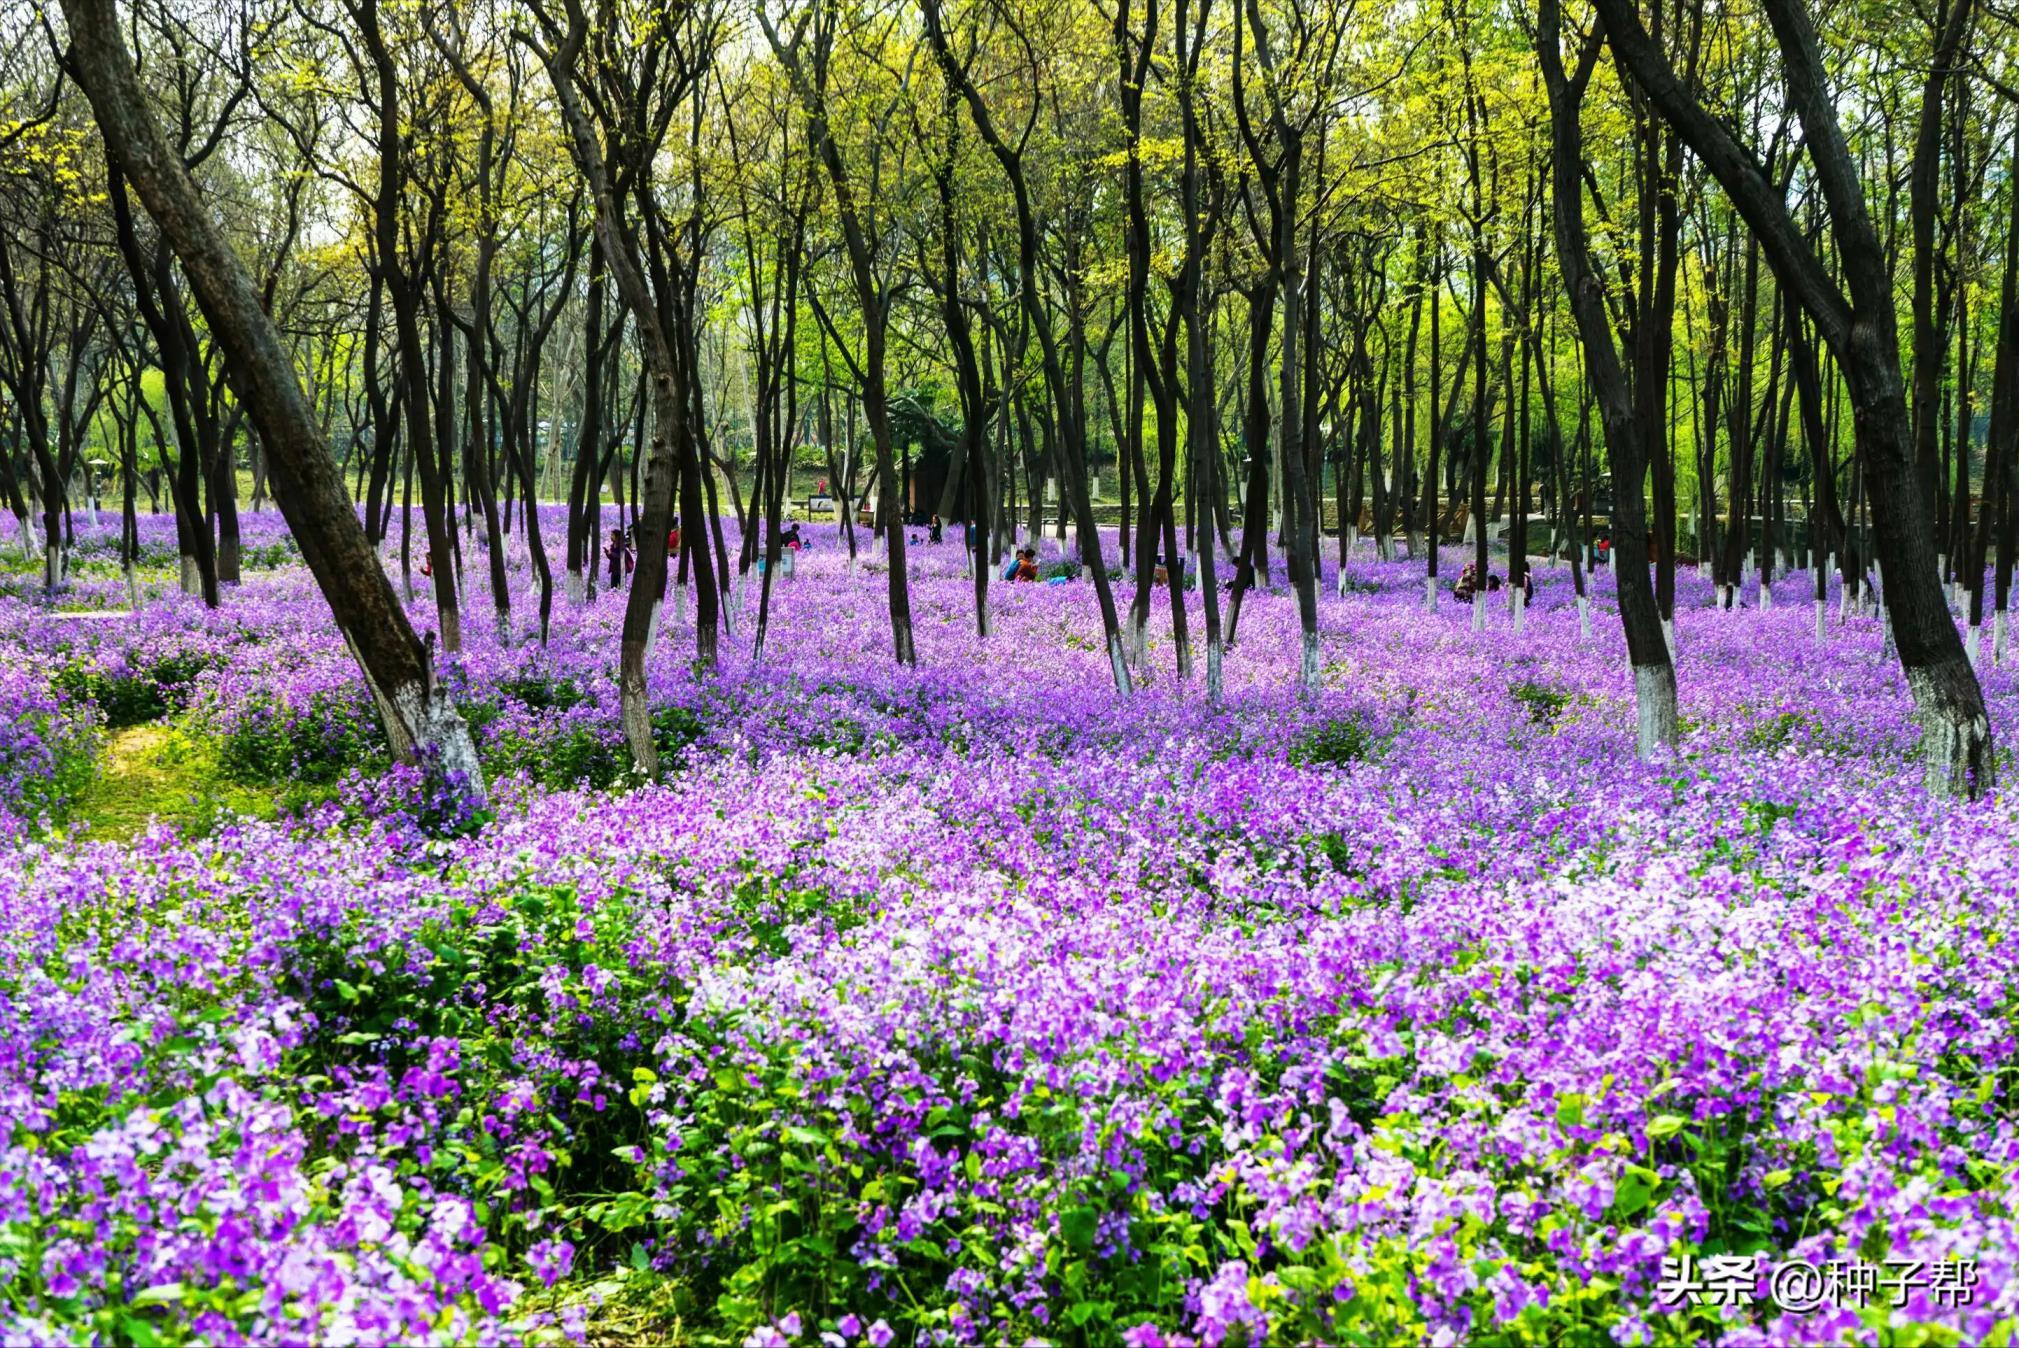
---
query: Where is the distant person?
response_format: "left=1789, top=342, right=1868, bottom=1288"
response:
left=660, top=520, right=681, bottom=598
left=1487, top=573, right=1504, bottom=593
left=781, top=523, right=804, bottom=551
left=929, top=514, right=944, bottom=544
left=1013, top=547, right=1040, bottom=583
left=605, top=528, right=633, bottom=590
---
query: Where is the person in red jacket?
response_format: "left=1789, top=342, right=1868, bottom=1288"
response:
left=660, top=520, right=682, bottom=599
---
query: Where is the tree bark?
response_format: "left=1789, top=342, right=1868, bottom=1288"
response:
left=63, top=0, right=484, bottom=799
left=1594, top=0, right=1992, bottom=795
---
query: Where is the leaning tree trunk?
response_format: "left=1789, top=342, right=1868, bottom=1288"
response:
left=1594, top=0, right=1992, bottom=796
left=1539, top=0, right=1679, bottom=760
left=64, top=0, right=484, bottom=799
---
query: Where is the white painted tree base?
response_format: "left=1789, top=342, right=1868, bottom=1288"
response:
left=1107, top=633, right=1135, bottom=697
left=1634, top=664, right=1679, bottom=762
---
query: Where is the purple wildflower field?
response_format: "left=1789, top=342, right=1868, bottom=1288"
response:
left=3, top=509, right=2016, bottom=1346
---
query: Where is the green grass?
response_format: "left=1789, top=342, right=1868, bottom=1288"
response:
left=69, top=725, right=278, bottom=842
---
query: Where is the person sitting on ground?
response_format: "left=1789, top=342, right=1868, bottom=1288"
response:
left=929, top=514, right=945, bottom=544
left=1520, top=570, right=1535, bottom=603
left=781, top=523, right=804, bottom=551
left=1487, top=573, right=1504, bottom=593
left=1013, top=547, right=1041, bottom=583
left=1453, top=562, right=1478, bottom=602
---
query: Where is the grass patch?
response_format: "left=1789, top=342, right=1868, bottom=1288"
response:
left=70, top=725, right=277, bottom=841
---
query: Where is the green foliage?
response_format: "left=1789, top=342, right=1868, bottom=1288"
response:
left=479, top=702, right=706, bottom=790
left=213, top=695, right=385, bottom=785
left=238, top=539, right=298, bottom=570
left=56, top=651, right=219, bottom=727
left=1288, top=715, right=1378, bottom=769
left=12, top=703, right=99, bottom=828
left=498, top=671, right=592, bottom=715
left=1509, top=680, right=1573, bottom=728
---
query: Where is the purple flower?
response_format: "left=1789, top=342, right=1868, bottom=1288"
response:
left=528, top=1238, right=576, bottom=1288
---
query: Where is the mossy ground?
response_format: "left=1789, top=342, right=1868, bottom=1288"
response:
left=70, top=725, right=277, bottom=842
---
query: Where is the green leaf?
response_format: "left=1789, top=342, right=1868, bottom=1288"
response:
left=1611, top=1165, right=1658, bottom=1219
left=1060, top=1205, right=1098, bottom=1252
left=1646, top=1114, right=1687, bottom=1139
left=131, top=1283, right=185, bottom=1306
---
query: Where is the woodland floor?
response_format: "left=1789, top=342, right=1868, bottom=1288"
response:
left=69, top=723, right=276, bottom=841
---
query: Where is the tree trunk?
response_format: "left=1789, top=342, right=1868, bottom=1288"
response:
left=65, top=0, right=484, bottom=798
